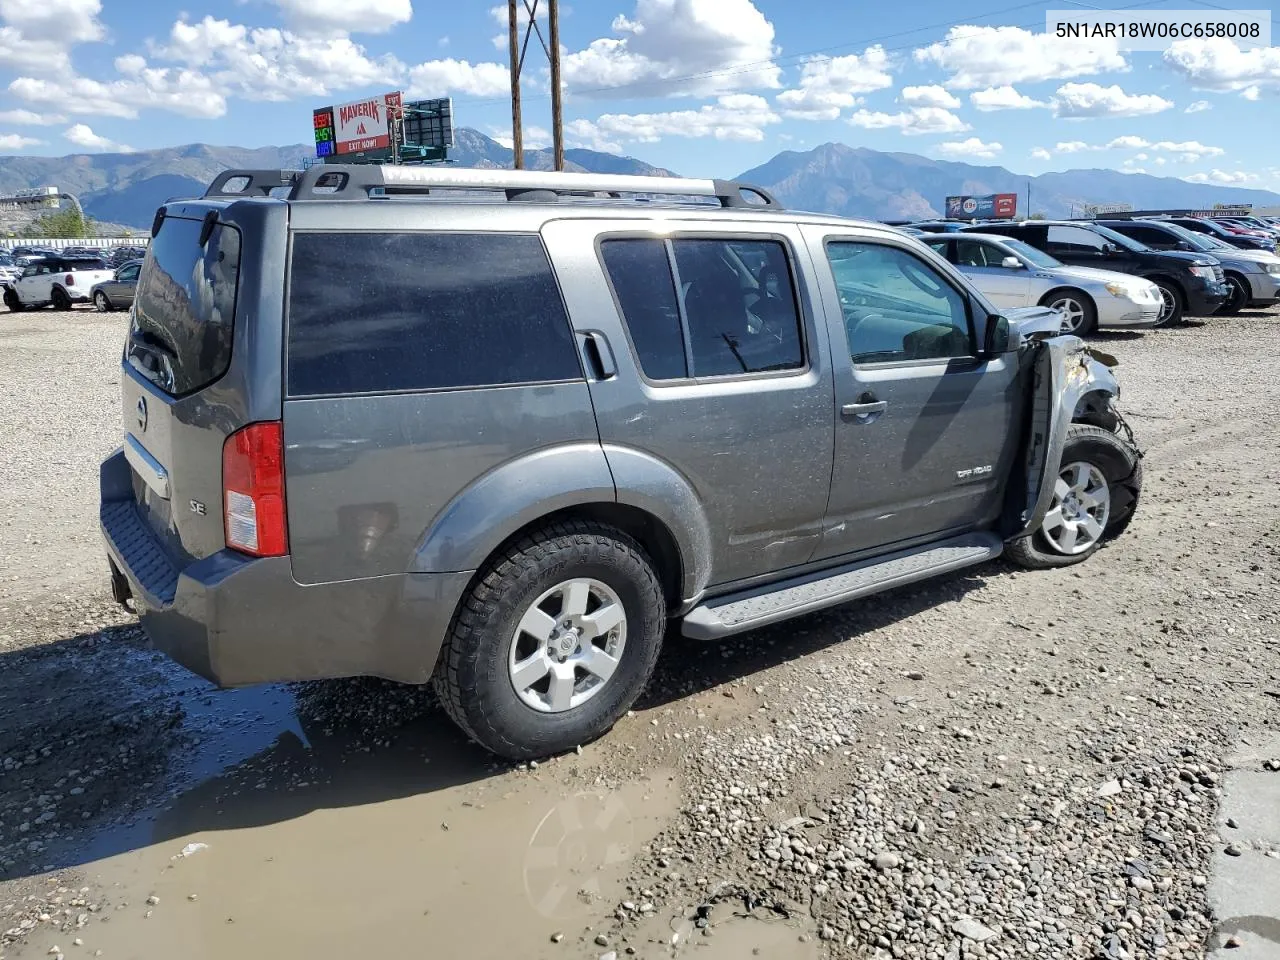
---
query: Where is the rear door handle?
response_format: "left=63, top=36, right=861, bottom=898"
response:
left=580, top=330, right=617, bottom=380
left=841, top=400, right=888, bottom=418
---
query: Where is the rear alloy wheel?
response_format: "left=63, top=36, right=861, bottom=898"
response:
left=434, top=520, right=666, bottom=760
left=1152, top=281, right=1183, bottom=327
left=1006, top=424, right=1141, bottom=569
left=1218, top=274, right=1248, bottom=316
left=51, top=286, right=72, bottom=311
left=94, top=291, right=112, bottom=312
left=1044, top=290, right=1097, bottom=336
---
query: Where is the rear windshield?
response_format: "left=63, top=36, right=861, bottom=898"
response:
left=64, top=258, right=108, bottom=271
left=127, top=214, right=242, bottom=397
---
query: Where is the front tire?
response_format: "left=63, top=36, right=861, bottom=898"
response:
left=1041, top=289, right=1097, bottom=336
left=51, top=286, right=72, bottom=311
left=1006, top=424, right=1141, bottom=570
left=1152, top=280, right=1183, bottom=327
left=3, top=289, right=23, bottom=312
left=1219, top=274, right=1248, bottom=316
left=434, top=520, right=666, bottom=760
left=94, top=291, right=112, bottom=312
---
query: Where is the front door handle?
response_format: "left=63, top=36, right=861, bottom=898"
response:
left=841, top=400, right=888, bottom=418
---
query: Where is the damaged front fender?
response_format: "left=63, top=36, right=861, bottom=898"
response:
left=1006, top=334, right=1123, bottom=540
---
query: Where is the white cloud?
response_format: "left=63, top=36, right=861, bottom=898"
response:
left=564, top=119, right=623, bottom=154
left=0, top=131, right=43, bottom=149
left=1055, top=140, right=1091, bottom=153
left=1106, top=135, right=1149, bottom=150
left=1184, top=99, right=1211, bottom=113
left=1124, top=167, right=1147, bottom=175
left=564, top=0, right=780, bottom=98
left=1150, top=140, right=1224, bottom=158
left=489, top=124, right=551, bottom=150
left=154, top=17, right=403, bottom=106
left=900, top=84, right=959, bottom=109
left=1241, top=85, right=1262, bottom=100
left=1030, top=146, right=1051, bottom=160
left=0, top=107, right=63, bottom=124
left=935, top=137, right=1002, bottom=160
left=969, top=85, right=1047, bottom=111
left=566, top=93, right=779, bottom=145
left=407, top=57, right=509, bottom=98
left=64, top=123, right=131, bottom=151
left=776, top=47, right=892, bottom=120
left=1164, top=38, right=1280, bottom=95
left=1053, top=82, right=1173, bottom=118
left=914, top=25, right=1126, bottom=90
left=848, top=106, right=969, bottom=135
left=268, top=0, right=411, bottom=36
left=1184, top=169, right=1260, bottom=185
left=1154, top=157, right=1167, bottom=165
left=0, top=0, right=105, bottom=73
left=10, top=76, right=143, bottom=118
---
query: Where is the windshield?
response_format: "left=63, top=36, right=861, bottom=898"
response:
left=1000, top=237, right=1062, bottom=268
left=1089, top=223, right=1148, bottom=252
left=1160, top=223, right=1221, bottom=251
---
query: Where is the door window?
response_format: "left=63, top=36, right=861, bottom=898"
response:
left=1117, top=225, right=1173, bottom=248
left=118, top=264, right=141, bottom=283
left=600, top=237, right=805, bottom=380
left=825, top=241, right=973, bottom=365
left=1046, top=225, right=1109, bottom=256
left=955, top=239, right=999, bottom=267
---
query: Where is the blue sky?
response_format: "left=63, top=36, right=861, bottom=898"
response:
left=0, top=0, right=1277, bottom=189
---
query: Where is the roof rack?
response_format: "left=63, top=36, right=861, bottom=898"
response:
left=202, top=164, right=783, bottom=210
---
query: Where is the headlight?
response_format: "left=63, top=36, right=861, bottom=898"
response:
left=1266, top=263, right=1280, bottom=276
left=1104, top=281, right=1129, bottom=297
left=1189, top=265, right=1217, bottom=281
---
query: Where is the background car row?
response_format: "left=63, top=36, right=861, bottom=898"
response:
left=2, top=253, right=141, bottom=312
left=901, top=215, right=1280, bottom=334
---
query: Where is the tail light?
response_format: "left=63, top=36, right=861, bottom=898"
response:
left=64, top=274, right=75, bottom=285
left=222, top=422, right=288, bottom=557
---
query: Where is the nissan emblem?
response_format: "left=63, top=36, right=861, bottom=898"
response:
left=136, top=396, right=147, bottom=431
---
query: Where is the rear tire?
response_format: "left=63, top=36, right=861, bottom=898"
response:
left=1006, top=424, right=1140, bottom=570
left=1041, top=288, right=1097, bottom=336
left=1152, top=280, right=1183, bottom=327
left=51, top=286, right=72, bottom=311
left=1219, top=273, right=1248, bottom=315
left=433, top=520, right=667, bottom=761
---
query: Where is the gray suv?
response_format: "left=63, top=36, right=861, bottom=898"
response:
left=100, top=166, right=1143, bottom=759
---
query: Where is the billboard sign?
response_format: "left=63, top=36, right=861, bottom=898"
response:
left=316, top=92, right=403, bottom=157
left=1083, top=202, right=1133, bottom=216
left=945, top=193, right=1018, bottom=219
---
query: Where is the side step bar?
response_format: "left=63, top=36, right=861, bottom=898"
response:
left=681, top=533, right=1002, bottom=640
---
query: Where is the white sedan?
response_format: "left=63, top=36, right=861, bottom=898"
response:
left=921, top=233, right=1162, bottom=335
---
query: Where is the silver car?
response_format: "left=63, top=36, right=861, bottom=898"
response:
left=921, top=232, right=1162, bottom=335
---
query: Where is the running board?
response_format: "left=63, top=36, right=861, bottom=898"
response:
left=681, top=533, right=1002, bottom=640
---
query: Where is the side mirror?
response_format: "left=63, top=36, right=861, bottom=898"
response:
left=1177, top=241, right=1196, bottom=251
left=1102, top=242, right=1121, bottom=254
left=1001, top=256, right=1023, bottom=270
left=983, top=313, right=1011, bottom=355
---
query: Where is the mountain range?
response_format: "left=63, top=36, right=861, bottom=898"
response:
left=0, top=128, right=1275, bottom=230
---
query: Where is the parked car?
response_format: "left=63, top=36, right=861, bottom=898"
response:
left=961, top=220, right=1228, bottom=325
left=1098, top=219, right=1280, bottom=314
left=909, top=220, right=975, bottom=233
left=3, top=255, right=115, bottom=311
left=0, top=251, right=21, bottom=285
left=920, top=233, right=1161, bottom=335
left=106, top=245, right=148, bottom=268
left=1214, top=216, right=1280, bottom=238
left=100, top=165, right=1142, bottom=760
left=88, top=259, right=142, bottom=312
left=1159, top=216, right=1277, bottom=253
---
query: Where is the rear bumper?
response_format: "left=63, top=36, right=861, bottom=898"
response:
left=100, top=449, right=472, bottom=687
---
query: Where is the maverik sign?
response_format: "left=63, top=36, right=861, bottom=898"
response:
left=945, top=193, right=1018, bottom=219
left=327, top=91, right=403, bottom=156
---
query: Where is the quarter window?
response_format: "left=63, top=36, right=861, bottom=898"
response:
left=600, top=237, right=804, bottom=380
left=825, top=241, right=973, bottom=365
left=288, top=232, right=581, bottom=397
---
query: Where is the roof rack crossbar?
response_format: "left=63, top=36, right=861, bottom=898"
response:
left=275, top=164, right=783, bottom=209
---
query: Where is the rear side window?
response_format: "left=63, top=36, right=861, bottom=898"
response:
left=128, top=215, right=242, bottom=397
left=288, top=233, right=580, bottom=397
left=601, top=237, right=804, bottom=380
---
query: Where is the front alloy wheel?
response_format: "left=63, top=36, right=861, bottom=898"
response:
left=1041, top=462, right=1111, bottom=556
left=94, top=292, right=111, bottom=312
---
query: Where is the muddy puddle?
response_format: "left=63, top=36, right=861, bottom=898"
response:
left=8, top=649, right=681, bottom=959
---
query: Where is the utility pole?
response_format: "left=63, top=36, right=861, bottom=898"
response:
left=506, top=0, right=564, bottom=171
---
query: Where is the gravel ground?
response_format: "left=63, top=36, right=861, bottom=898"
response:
left=1, top=306, right=1278, bottom=958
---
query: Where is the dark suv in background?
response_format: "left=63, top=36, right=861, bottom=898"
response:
left=962, top=220, right=1228, bottom=325
left=1162, top=216, right=1277, bottom=253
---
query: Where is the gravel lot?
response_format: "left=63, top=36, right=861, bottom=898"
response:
left=1, top=306, right=1278, bottom=959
